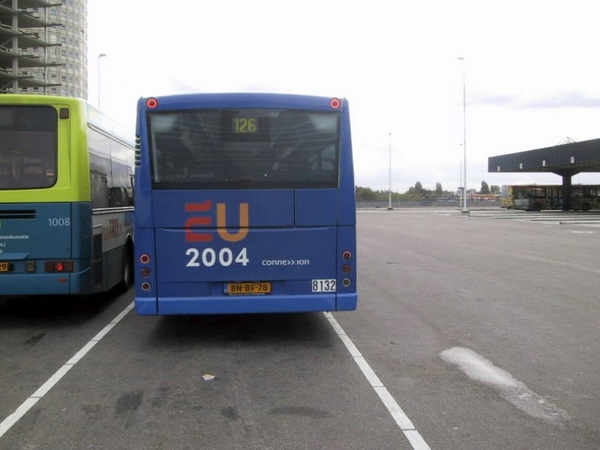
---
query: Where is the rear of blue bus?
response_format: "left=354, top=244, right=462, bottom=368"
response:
left=134, top=93, right=357, bottom=315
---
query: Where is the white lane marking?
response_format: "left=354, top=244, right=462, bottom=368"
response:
left=440, top=347, right=571, bottom=425
left=0, top=301, right=134, bottom=439
left=324, top=312, right=432, bottom=450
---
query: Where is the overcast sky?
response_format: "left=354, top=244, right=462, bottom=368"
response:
left=87, top=0, right=600, bottom=193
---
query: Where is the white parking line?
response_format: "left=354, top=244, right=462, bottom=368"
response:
left=324, top=312, right=432, bottom=450
left=0, top=302, right=134, bottom=439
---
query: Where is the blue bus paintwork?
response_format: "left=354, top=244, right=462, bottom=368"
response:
left=134, top=93, right=357, bottom=315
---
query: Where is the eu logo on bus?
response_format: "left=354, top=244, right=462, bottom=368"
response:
left=184, top=200, right=249, bottom=243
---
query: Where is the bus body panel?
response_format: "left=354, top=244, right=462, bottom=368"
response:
left=136, top=190, right=344, bottom=315
left=141, top=92, right=341, bottom=113
left=0, top=202, right=85, bottom=296
left=0, top=203, right=71, bottom=258
left=155, top=226, right=336, bottom=282
left=337, top=105, right=357, bottom=226
left=0, top=202, right=133, bottom=296
left=155, top=294, right=337, bottom=315
left=91, top=209, right=134, bottom=293
left=151, top=190, right=296, bottom=228
left=295, top=190, right=338, bottom=226
left=150, top=189, right=342, bottom=228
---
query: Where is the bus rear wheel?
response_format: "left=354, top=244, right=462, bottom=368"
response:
left=119, top=244, right=133, bottom=292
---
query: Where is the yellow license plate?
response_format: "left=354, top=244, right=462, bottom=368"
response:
left=226, top=282, right=271, bottom=295
left=0, top=262, right=13, bottom=272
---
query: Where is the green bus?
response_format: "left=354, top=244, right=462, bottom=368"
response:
left=0, top=95, right=135, bottom=297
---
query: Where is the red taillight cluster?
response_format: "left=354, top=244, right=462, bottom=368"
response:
left=341, top=250, right=353, bottom=287
left=139, top=254, right=152, bottom=291
left=44, top=260, right=74, bottom=272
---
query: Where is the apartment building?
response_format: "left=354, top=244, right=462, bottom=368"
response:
left=0, top=0, right=87, bottom=99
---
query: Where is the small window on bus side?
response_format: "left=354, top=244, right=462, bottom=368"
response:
left=91, top=170, right=109, bottom=208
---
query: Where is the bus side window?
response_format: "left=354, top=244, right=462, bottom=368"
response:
left=91, top=171, right=109, bottom=208
left=128, top=174, right=134, bottom=206
left=108, top=187, right=126, bottom=207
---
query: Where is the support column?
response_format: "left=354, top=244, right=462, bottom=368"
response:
left=561, top=174, right=572, bottom=211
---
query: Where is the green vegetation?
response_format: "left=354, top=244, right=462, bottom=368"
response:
left=356, top=181, right=500, bottom=202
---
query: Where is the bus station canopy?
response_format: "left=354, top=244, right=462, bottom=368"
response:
left=488, top=138, right=600, bottom=177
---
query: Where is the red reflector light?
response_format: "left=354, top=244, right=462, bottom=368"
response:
left=146, top=98, right=158, bottom=108
left=330, top=98, right=341, bottom=109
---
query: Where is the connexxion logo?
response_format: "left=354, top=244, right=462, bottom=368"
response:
left=184, top=200, right=249, bottom=243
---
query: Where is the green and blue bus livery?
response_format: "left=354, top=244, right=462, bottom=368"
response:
left=0, top=95, right=135, bottom=297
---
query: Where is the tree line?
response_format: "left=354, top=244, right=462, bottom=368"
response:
left=356, top=181, right=500, bottom=202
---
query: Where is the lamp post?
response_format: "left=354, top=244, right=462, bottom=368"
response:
left=388, top=132, right=393, bottom=210
left=457, top=57, right=468, bottom=213
left=98, top=53, right=107, bottom=110
left=459, top=146, right=463, bottom=194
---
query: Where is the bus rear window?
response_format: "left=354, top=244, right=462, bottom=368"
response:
left=0, top=106, right=57, bottom=189
left=147, top=109, right=340, bottom=189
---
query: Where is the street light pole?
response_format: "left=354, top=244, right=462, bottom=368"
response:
left=98, top=53, right=107, bottom=110
left=457, top=57, right=468, bottom=213
left=459, top=147, right=462, bottom=192
left=388, top=132, right=393, bottom=210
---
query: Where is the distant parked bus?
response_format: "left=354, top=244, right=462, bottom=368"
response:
left=511, top=184, right=600, bottom=211
left=134, top=93, right=357, bottom=315
left=500, top=185, right=513, bottom=209
left=0, top=95, right=135, bottom=297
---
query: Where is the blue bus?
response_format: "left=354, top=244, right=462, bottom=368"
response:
left=0, top=95, right=135, bottom=297
left=134, top=93, right=357, bottom=315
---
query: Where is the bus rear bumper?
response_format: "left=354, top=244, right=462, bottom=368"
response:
left=0, top=270, right=94, bottom=297
left=135, top=293, right=357, bottom=316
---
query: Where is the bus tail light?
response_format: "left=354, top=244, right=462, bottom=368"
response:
left=341, top=250, right=353, bottom=287
left=146, top=98, right=158, bottom=109
left=44, top=261, right=74, bottom=273
left=25, top=261, right=36, bottom=273
left=139, top=254, right=152, bottom=289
